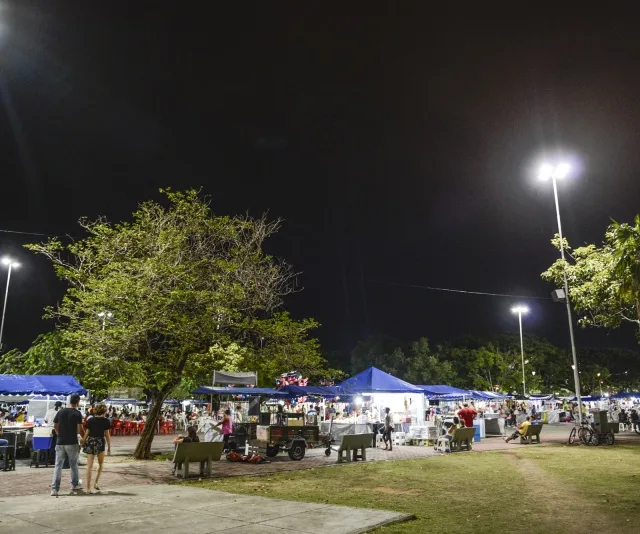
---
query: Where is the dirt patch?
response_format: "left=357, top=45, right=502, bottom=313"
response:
left=506, top=451, right=631, bottom=534
left=373, top=486, right=423, bottom=496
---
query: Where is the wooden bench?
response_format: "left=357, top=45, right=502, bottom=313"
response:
left=173, top=442, right=223, bottom=478
left=450, top=427, right=475, bottom=451
left=336, top=433, right=373, bottom=463
left=519, top=424, right=542, bottom=444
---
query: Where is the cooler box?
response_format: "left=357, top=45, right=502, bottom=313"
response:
left=472, top=423, right=481, bottom=442
left=33, top=437, right=52, bottom=450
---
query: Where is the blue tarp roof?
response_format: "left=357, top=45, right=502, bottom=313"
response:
left=611, top=391, right=640, bottom=399
left=0, top=375, right=86, bottom=396
left=338, top=367, right=423, bottom=394
left=193, top=386, right=289, bottom=397
left=417, top=385, right=470, bottom=395
left=278, top=385, right=345, bottom=398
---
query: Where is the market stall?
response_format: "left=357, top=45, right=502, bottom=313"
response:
left=0, top=374, right=87, bottom=460
left=328, top=367, right=425, bottom=445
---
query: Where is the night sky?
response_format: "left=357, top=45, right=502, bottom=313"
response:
left=1, top=3, right=639, bottom=357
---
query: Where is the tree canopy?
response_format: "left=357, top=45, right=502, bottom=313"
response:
left=541, top=215, right=640, bottom=334
left=25, top=189, right=330, bottom=458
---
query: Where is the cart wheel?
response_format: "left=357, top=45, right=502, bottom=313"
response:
left=266, top=446, right=279, bottom=458
left=606, top=432, right=615, bottom=445
left=325, top=448, right=331, bottom=457
left=288, top=442, right=306, bottom=461
left=590, top=433, right=600, bottom=446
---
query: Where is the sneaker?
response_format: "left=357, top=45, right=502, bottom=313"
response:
left=71, top=485, right=83, bottom=492
left=51, top=490, right=59, bottom=497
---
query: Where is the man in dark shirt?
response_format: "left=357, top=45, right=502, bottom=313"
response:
left=51, top=393, right=84, bottom=496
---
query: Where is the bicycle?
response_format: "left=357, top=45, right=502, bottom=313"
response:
left=568, top=419, right=598, bottom=446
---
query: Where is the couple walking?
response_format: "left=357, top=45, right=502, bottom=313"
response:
left=51, top=394, right=111, bottom=496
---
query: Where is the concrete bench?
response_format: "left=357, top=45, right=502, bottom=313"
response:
left=173, top=442, right=223, bottom=478
left=519, top=424, right=542, bottom=444
left=450, top=427, right=475, bottom=451
left=336, top=433, right=373, bottom=463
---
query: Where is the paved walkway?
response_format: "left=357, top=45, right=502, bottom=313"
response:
left=0, top=484, right=413, bottom=534
left=4, top=424, right=638, bottom=499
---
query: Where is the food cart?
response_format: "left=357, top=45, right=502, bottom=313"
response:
left=253, top=412, right=333, bottom=460
left=193, top=384, right=339, bottom=461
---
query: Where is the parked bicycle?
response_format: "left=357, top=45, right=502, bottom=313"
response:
left=568, top=419, right=598, bottom=446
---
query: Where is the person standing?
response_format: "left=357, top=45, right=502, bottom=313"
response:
left=51, top=393, right=84, bottom=496
left=81, top=404, right=111, bottom=493
left=215, top=409, right=233, bottom=451
left=382, top=407, right=393, bottom=451
left=457, top=403, right=478, bottom=428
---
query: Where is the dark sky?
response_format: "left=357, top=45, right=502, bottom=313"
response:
left=1, top=3, right=639, bottom=357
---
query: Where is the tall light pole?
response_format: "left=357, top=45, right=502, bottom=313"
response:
left=0, top=257, right=20, bottom=351
left=511, top=305, right=529, bottom=396
left=539, top=162, right=584, bottom=421
left=97, top=311, right=113, bottom=330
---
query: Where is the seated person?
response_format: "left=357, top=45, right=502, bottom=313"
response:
left=445, top=416, right=461, bottom=440
left=172, top=426, right=199, bottom=473
left=504, top=416, right=531, bottom=443
left=173, top=425, right=199, bottom=445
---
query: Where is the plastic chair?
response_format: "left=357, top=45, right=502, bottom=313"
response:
left=436, top=436, right=451, bottom=453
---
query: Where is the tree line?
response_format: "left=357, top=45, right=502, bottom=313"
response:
left=338, top=333, right=640, bottom=395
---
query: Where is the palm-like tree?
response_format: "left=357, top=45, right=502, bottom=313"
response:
left=609, top=214, right=640, bottom=323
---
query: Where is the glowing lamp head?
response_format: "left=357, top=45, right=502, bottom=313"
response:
left=538, top=162, right=570, bottom=181
left=1, top=257, right=19, bottom=268
left=511, top=305, right=529, bottom=315
left=538, top=163, right=553, bottom=181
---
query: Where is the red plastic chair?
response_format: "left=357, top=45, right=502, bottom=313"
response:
left=114, top=421, right=123, bottom=436
left=159, top=422, right=169, bottom=435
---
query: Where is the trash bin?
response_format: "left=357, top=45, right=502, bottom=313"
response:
left=472, top=423, right=481, bottom=442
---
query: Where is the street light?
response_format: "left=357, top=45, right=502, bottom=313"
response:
left=98, top=311, right=113, bottom=330
left=511, top=305, right=529, bottom=396
left=539, top=162, right=584, bottom=420
left=0, top=257, right=20, bottom=351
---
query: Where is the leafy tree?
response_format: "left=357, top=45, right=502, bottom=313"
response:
left=404, top=338, right=456, bottom=386
left=542, top=216, right=640, bottom=334
left=26, top=189, right=325, bottom=458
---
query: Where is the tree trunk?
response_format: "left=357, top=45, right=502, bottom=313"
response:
left=133, top=392, right=166, bottom=459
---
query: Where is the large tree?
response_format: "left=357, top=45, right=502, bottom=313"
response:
left=27, top=189, right=325, bottom=458
left=541, top=216, right=640, bottom=334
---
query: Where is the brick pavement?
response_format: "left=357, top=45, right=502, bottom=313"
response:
left=3, top=424, right=638, bottom=498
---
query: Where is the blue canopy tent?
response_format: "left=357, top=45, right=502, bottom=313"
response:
left=338, top=367, right=423, bottom=394
left=278, top=385, right=345, bottom=398
left=193, top=386, right=289, bottom=397
left=0, top=374, right=87, bottom=396
left=337, top=367, right=425, bottom=424
left=417, top=385, right=469, bottom=396
left=611, top=391, right=640, bottom=399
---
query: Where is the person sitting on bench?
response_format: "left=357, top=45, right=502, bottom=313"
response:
left=504, top=416, right=531, bottom=443
left=172, top=426, right=199, bottom=474
left=445, top=417, right=461, bottom=441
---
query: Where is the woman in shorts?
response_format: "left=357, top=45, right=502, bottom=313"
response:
left=81, top=403, right=111, bottom=493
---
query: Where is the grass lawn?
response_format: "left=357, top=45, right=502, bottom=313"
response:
left=187, top=444, right=640, bottom=534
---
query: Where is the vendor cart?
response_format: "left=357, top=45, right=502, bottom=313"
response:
left=251, top=417, right=334, bottom=461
